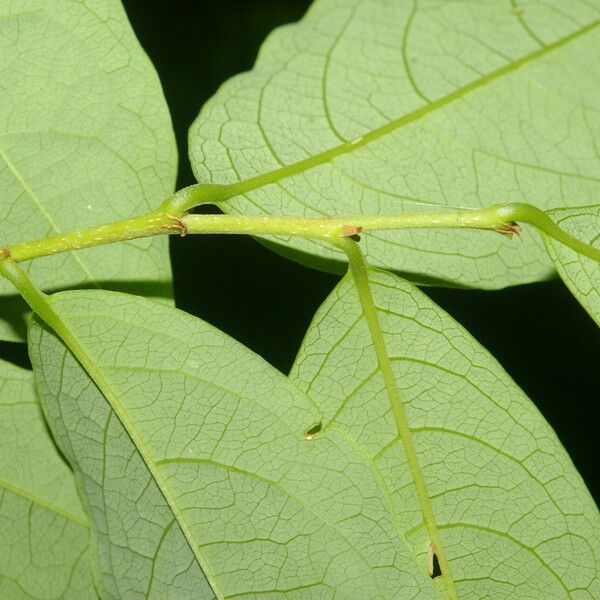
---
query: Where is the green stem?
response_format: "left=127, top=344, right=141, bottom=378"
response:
left=5, top=211, right=176, bottom=263
left=181, top=204, right=511, bottom=237
left=497, top=203, right=600, bottom=261
left=0, top=260, right=79, bottom=352
left=334, top=238, right=458, bottom=599
left=2, top=200, right=599, bottom=265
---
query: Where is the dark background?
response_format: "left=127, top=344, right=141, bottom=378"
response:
left=9, top=1, right=595, bottom=500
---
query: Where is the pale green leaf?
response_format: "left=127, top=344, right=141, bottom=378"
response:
left=28, top=280, right=599, bottom=598
left=543, top=205, right=600, bottom=325
left=0, top=0, right=177, bottom=341
left=189, top=0, right=600, bottom=289
left=291, top=267, right=600, bottom=598
left=0, top=359, right=94, bottom=599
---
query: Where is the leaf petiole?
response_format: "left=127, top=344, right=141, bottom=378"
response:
left=333, top=237, right=458, bottom=598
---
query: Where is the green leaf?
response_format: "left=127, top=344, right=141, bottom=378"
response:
left=189, top=0, right=600, bottom=289
left=28, top=280, right=599, bottom=597
left=0, top=359, right=94, bottom=599
left=291, top=267, right=600, bottom=597
left=543, top=205, right=600, bottom=325
left=0, top=0, right=177, bottom=342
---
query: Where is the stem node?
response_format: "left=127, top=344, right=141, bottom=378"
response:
left=339, top=224, right=363, bottom=240
left=163, top=214, right=189, bottom=237
left=495, top=221, right=522, bottom=239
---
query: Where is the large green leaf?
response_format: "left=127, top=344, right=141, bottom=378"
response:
left=543, top=205, right=600, bottom=325
left=0, top=359, right=94, bottom=599
left=189, top=0, right=600, bottom=289
left=0, top=0, right=177, bottom=341
left=29, top=279, right=599, bottom=597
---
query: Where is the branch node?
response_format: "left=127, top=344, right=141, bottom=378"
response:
left=163, top=214, right=188, bottom=237
left=496, top=221, right=522, bottom=239
left=339, top=225, right=363, bottom=241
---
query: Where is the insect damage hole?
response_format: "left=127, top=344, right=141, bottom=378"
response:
left=304, top=420, right=322, bottom=440
left=429, top=543, right=442, bottom=579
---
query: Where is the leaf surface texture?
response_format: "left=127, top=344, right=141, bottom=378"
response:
left=544, top=205, right=600, bottom=325
left=0, top=359, right=94, bottom=599
left=190, top=0, right=600, bottom=289
left=0, top=0, right=177, bottom=341
left=28, top=277, right=600, bottom=598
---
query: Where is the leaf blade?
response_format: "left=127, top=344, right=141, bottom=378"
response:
left=0, top=359, right=95, bottom=599
left=291, top=267, right=600, bottom=597
left=29, top=291, right=434, bottom=598
left=189, top=0, right=600, bottom=288
left=0, top=0, right=177, bottom=341
left=543, top=205, right=600, bottom=325
left=28, top=279, right=600, bottom=597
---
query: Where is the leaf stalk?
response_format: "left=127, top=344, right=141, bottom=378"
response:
left=334, top=238, right=458, bottom=598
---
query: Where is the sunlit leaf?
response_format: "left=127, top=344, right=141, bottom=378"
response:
left=189, top=0, right=600, bottom=289
left=0, top=0, right=177, bottom=341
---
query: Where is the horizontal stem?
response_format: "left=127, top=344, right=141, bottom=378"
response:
left=2, top=202, right=599, bottom=265
left=181, top=205, right=510, bottom=238
left=5, top=212, right=175, bottom=263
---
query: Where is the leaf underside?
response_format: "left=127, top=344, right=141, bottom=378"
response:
left=28, top=274, right=600, bottom=598
left=543, top=205, right=600, bottom=326
left=0, top=359, right=94, bottom=599
left=189, top=0, right=600, bottom=289
left=0, top=0, right=177, bottom=342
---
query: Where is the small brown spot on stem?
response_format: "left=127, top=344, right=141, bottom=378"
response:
left=496, top=221, right=522, bottom=239
left=340, top=225, right=363, bottom=240
left=0, top=248, right=11, bottom=259
left=163, top=215, right=188, bottom=237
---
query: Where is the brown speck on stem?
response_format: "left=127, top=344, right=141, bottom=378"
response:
left=163, top=214, right=188, bottom=237
left=496, top=221, right=522, bottom=239
left=513, top=5, right=523, bottom=15
left=0, top=248, right=11, bottom=259
left=340, top=225, right=363, bottom=241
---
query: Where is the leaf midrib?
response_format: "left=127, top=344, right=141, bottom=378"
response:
left=338, top=260, right=459, bottom=598
left=35, top=323, right=225, bottom=599
left=215, top=18, right=599, bottom=200
left=0, top=143, right=97, bottom=285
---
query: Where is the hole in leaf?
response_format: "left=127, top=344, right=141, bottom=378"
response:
left=304, top=420, right=322, bottom=440
left=429, top=544, right=442, bottom=579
